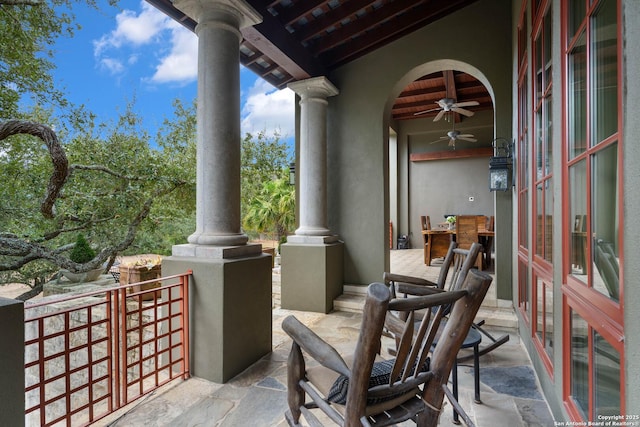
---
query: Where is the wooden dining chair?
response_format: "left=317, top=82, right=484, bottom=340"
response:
left=420, top=215, right=431, bottom=265
left=456, top=215, right=483, bottom=270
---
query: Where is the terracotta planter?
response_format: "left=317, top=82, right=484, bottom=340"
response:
left=119, top=265, right=161, bottom=301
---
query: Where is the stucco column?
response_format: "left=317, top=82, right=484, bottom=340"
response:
left=288, top=77, right=339, bottom=243
left=175, top=0, right=260, bottom=247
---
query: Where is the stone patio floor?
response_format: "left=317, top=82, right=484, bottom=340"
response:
left=92, top=249, right=556, bottom=427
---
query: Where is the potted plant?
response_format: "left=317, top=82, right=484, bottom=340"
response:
left=446, top=216, right=457, bottom=230
left=61, top=234, right=103, bottom=282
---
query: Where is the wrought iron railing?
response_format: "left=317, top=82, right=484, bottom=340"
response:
left=24, top=270, right=191, bottom=426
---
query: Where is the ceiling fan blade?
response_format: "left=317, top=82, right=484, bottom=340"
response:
left=429, top=136, right=450, bottom=144
left=458, top=137, right=478, bottom=142
left=413, top=107, right=440, bottom=116
left=451, top=107, right=475, bottom=117
left=458, top=134, right=475, bottom=138
left=433, top=110, right=446, bottom=122
left=452, top=101, right=479, bottom=108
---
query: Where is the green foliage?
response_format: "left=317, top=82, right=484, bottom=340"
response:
left=241, top=130, right=291, bottom=222
left=69, top=234, right=96, bottom=263
left=243, top=176, right=295, bottom=242
left=0, top=0, right=115, bottom=117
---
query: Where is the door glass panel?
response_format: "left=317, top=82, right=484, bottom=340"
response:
left=544, top=94, right=553, bottom=174
left=591, top=0, right=618, bottom=144
left=544, top=179, right=553, bottom=263
left=570, top=160, right=588, bottom=280
left=571, top=311, right=589, bottom=419
left=594, top=331, right=620, bottom=417
left=591, top=143, right=619, bottom=301
left=569, top=0, right=587, bottom=40
left=520, top=191, right=529, bottom=248
left=568, top=31, right=587, bottom=158
left=536, top=184, right=543, bottom=257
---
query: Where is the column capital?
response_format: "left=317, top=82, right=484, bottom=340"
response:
left=288, top=76, right=339, bottom=99
left=174, top=0, right=262, bottom=29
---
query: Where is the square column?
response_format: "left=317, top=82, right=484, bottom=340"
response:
left=281, top=242, right=344, bottom=313
left=163, top=251, right=272, bottom=383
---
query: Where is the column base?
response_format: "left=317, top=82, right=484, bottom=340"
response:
left=162, top=252, right=272, bottom=383
left=281, top=242, right=344, bottom=313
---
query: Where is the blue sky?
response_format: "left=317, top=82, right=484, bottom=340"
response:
left=53, top=0, right=295, bottom=141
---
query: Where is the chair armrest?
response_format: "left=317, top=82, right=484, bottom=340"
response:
left=282, top=315, right=351, bottom=377
left=388, top=290, right=467, bottom=312
left=383, top=272, right=438, bottom=287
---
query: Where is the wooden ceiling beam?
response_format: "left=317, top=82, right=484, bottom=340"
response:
left=242, top=0, right=327, bottom=81
left=274, top=0, right=334, bottom=27
left=321, top=0, right=477, bottom=67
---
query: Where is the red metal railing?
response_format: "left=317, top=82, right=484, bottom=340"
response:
left=24, top=270, right=191, bottom=427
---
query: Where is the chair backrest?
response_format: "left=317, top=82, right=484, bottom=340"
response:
left=420, top=215, right=431, bottom=245
left=455, top=215, right=479, bottom=250
left=420, top=215, right=431, bottom=231
left=388, top=241, right=482, bottom=318
left=369, top=269, right=493, bottom=426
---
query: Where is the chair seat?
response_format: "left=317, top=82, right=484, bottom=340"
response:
left=306, top=354, right=421, bottom=417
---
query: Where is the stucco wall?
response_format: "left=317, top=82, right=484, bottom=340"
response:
left=326, top=0, right=513, bottom=286
left=623, top=0, right=640, bottom=414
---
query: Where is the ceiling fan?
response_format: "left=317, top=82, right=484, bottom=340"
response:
left=430, top=130, right=477, bottom=148
left=414, top=98, right=480, bottom=121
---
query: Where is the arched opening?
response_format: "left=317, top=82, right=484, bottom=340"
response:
left=387, top=61, right=497, bottom=272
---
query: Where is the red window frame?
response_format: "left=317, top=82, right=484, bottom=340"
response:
left=561, top=0, right=625, bottom=419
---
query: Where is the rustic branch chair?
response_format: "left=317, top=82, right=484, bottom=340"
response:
left=384, top=241, right=510, bottom=360
left=384, top=242, right=510, bottom=423
left=282, top=269, right=493, bottom=427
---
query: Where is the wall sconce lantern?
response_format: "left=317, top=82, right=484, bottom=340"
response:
left=288, top=162, right=296, bottom=186
left=489, top=138, right=514, bottom=192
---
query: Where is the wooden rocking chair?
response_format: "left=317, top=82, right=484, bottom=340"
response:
left=384, top=241, right=510, bottom=360
left=282, top=269, right=493, bottom=427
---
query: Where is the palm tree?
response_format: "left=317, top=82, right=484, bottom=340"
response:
left=243, top=177, right=295, bottom=244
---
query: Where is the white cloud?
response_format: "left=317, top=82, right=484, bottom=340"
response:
left=94, top=0, right=196, bottom=82
left=149, top=26, right=197, bottom=84
left=93, top=2, right=169, bottom=57
left=241, top=80, right=295, bottom=138
left=98, top=57, right=124, bottom=75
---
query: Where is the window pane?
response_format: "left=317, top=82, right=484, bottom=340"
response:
left=591, top=0, right=618, bottom=144
left=594, top=331, right=620, bottom=416
left=536, top=110, right=544, bottom=180
left=570, top=160, right=588, bottom=280
left=568, top=31, right=587, bottom=158
left=536, top=184, right=543, bottom=257
left=569, top=0, right=587, bottom=39
left=543, top=14, right=552, bottom=88
left=544, top=94, right=553, bottom=174
left=520, top=191, right=529, bottom=248
left=536, top=276, right=554, bottom=359
left=592, top=143, right=619, bottom=301
left=536, top=276, right=544, bottom=342
left=535, top=36, right=543, bottom=103
left=571, top=311, right=589, bottom=419
left=544, top=179, right=553, bottom=263
left=518, top=259, right=530, bottom=316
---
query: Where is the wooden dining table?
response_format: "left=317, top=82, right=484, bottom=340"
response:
left=422, top=229, right=495, bottom=268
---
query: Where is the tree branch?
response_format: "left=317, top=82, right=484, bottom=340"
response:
left=0, top=120, right=68, bottom=219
